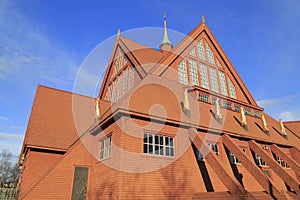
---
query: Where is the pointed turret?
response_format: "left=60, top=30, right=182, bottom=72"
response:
left=160, top=12, right=173, bottom=53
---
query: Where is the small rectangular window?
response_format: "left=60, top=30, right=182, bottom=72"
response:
left=254, top=153, right=268, bottom=167
left=223, top=101, right=232, bottom=110
left=244, top=108, right=252, bottom=116
left=274, top=154, right=290, bottom=168
left=227, top=150, right=241, bottom=164
left=144, top=133, right=174, bottom=157
left=208, top=143, right=219, bottom=156
left=199, top=93, right=209, bottom=103
left=254, top=111, right=260, bottom=118
left=234, top=104, right=240, bottom=112
left=100, top=136, right=112, bottom=160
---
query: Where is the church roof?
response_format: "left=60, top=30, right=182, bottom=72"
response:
left=284, top=120, right=300, bottom=139
left=20, top=85, right=95, bottom=152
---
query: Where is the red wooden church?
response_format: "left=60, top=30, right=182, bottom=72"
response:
left=18, top=15, right=300, bottom=199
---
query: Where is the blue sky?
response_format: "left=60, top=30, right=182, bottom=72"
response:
left=0, top=0, right=299, bottom=157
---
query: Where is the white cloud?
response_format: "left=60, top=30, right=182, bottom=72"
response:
left=257, top=95, right=294, bottom=107
left=257, top=93, right=300, bottom=122
left=0, top=116, right=8, bottom=120
left=0, top=0, right=80, bottom=89
left=0, top=132, right=24, bottom=156
left=279, top=111, right=294, bottom=121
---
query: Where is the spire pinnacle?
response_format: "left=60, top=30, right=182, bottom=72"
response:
left=202, top=15, right=205, bottom=24
left=160, top=12, right=172, bottom=52
left=117, top=28, right=120, bottom=37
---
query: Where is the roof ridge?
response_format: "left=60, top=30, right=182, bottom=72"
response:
left=119, top=35, right=163, bottom=55
left=284, top=120, right=300, bottom=123
left=38, top=84, right=96, bottom=100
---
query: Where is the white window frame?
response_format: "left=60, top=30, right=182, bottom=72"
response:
left=199, top=62, right=209, bottom=89
left=100, top=136, right=112, bottom=160
left=205, top=42, right=215, bottom=64
left=209, top=67, right=219, bottom=93
left=208, top=143, right=219, bottom=156
left=218, top=71, right=228, bottom=96
left=188, top=58, right=199, bottom=86
left=227, top=76, right=237, bottom=99
left=129, top=66, right=134, bottom=90
left=196, top=39, right=206, bottom=61
left=178, top=58, right=188, bottom=85
left=274, top=154, right=290, bottom=168
left=123, top=67, right=128, bottom=95
left=117, top=73, right=122, bottom=100
left=254, top=153, right=268, bottom=167
left=112, top=80, right=117, bottom=103
left=143, top=133, right=174, bottom=157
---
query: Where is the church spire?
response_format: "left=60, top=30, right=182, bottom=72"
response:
left=160, top=12, right=173, bottom=53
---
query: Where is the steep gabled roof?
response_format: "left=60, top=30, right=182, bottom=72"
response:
left=149, top=21, right=259, bottom=107
left=98, top=36, right=164, bottom=100
left=284, top=120, right=300, bottom=139
left=20, top=85, right=95, bottom=153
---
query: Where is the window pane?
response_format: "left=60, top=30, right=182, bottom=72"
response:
left=129, top=66, right=134, bottom=90
left=170, top=148, right=174, bottom=156
left=149, top=134, right=153, bottom=144
left=218, top=71, right=228, bottom=96
left=155, top=145, right=159, bottom=155
left=123, top=68, right=128, bottom=95
left=197, top=39, right=206, bottom=60
left=209, top=67, right=219, bottom=93
left=178, top=58, right=188, bottom=85
left=143, top=144, right=148, bottom=153
left=206, top=42, right=215, bottom=64
left=170, top=138, right=174, bottom=147
left=166, top=147, right=170, bottom=156
left=188, top=58, right=199, bottom=86
left=155, top=135, right=159, bottom=144
left=149, top=145, right=153, bottom=154
left=199, top=63, right=209, bottom=89
left=227, top=77, right=236, bottom=99
left=160, top=136, right=163, bottom=145
left=165, top=137, right=169, bottom=145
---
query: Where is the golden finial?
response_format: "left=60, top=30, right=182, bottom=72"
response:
left=117, top=28, right=120, bottom=37
left=202, top=15, right=205, bottom=24
left=95, top=98, right=101, bottom=121
left=261, top=114, right=269, bottom=133
left=183, top=89, right=191, bottom=117
left=240, top=107, right=247, bottom=128
left=215, top=98, right=222, bottom=120
left=279, top=119, right=287, bottom=136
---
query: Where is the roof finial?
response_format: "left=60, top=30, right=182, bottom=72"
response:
left=95, top=98, right=101, bottom=122
left=279, top=119, right=287, bottom=138
left=202, top=15, right=205, bottom=24
left=117, top=28, right=120, bottom=37
left=183, top=89, right=191, bottom=117
left=160, top=11, right=173, bottom=52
